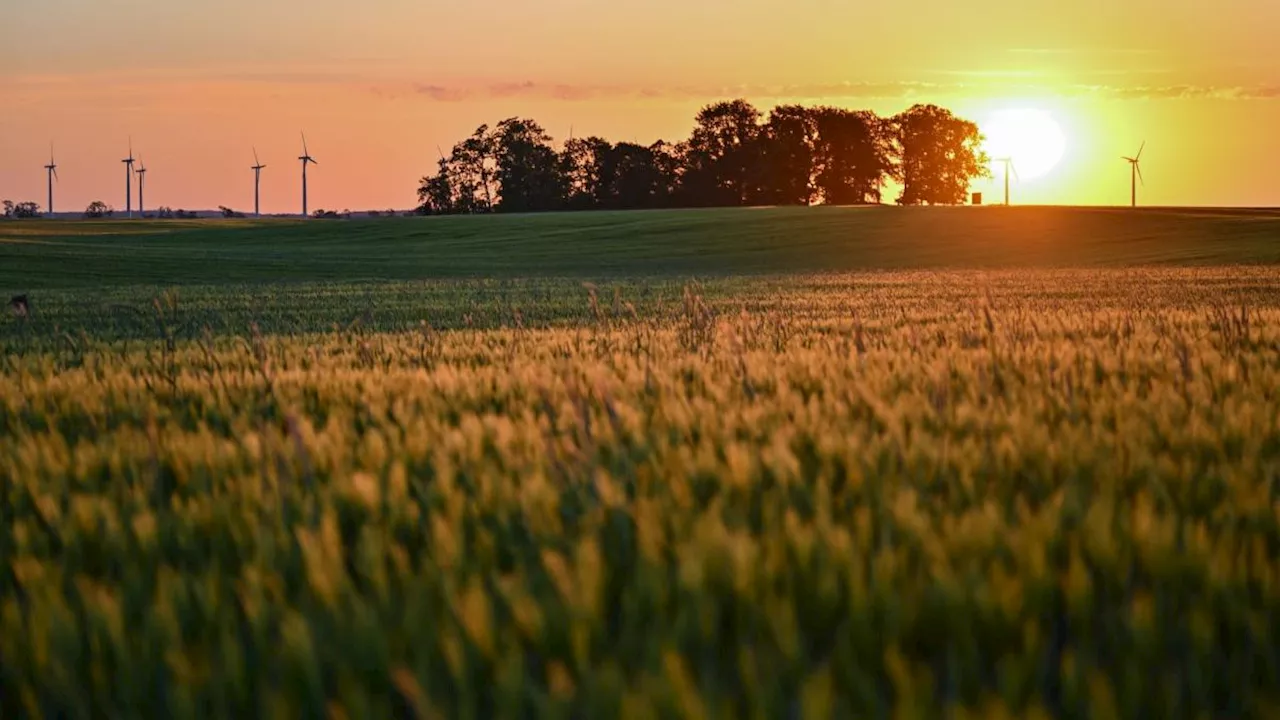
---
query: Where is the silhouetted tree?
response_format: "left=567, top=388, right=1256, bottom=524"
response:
left=417, top=126, right=500, bottom=214
left=759, top=106, right=819, bottom=205
left=416, top=99, right=987, bottom=214
left=493, top=117, right=566, bottom=213
left=2, top=201, right=41, bottom=218
left=417, top=158, right=456, bottom=215
left=679, top=100, right=764, bottom=207
left=456, top=125, right=499, bottom=211
left=892, top=104, right=989, bottom=205
left=602, top=142, right=679, bottom=209
left=84, top=201, right=114, bottom=219
left=561, top=136, right=614, bottom=210
left=218, top=206, right=245, bottom=219
left=812, top=108, right=894, bottom=205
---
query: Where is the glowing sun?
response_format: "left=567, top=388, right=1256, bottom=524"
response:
left=982, top=108, right=1066, bottom=180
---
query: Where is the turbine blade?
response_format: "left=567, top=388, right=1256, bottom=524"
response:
left=302, top=132, right=309, bottom=157
left=1136, top=141, right=1145, bottom=161
left=1136, top=163, right=1145, bottom=186
left=1011, top=163, right=1020, bottom=182
left=254, top=147, right=260, bottom=166
left=53, top=168, right=59, bottom=182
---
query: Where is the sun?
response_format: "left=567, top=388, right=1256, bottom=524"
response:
left=982, top=108, right=1066, bottom=181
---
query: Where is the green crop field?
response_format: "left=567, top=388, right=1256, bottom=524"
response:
left=3, top=207, right=1280, bottom=718
left=4, top=206, right=1280, bottom=290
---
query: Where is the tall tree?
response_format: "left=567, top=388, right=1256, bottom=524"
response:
left=759, top=105, right=818, bottom=206
left=416, top=157, right=456, bottom=215
left=812, top=108, right=894, bottom=205
left=453, top=125, right=499, bottom=212
left=679, top=100, right=763, bottom=207
left=561, top=136, right=614, bottom=210
left=416, top=126, right=499, bottom=214
left=892, top=104, right=989, bottom=206
left=493, top=118, right=566, bottom=213
left=604, top=141, right=679, bottom=209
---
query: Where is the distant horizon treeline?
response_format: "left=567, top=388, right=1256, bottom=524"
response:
left=418, top=100, right=991, bottom=215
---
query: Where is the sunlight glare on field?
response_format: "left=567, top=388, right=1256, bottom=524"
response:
left=982, top=108, right=1067, bottom=181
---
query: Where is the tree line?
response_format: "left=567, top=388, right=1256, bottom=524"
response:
left=1, top=200, right=41, bottom=219
left=418, top=101, right=990, bottom=214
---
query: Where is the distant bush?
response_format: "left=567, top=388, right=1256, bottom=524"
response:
left=218, top=206, right=246, bottom=219
left=2, top=200, right=42, bottom=219
left=156, top=207, right=198, bottom=220
left=84, top=201, right=114, bottom=219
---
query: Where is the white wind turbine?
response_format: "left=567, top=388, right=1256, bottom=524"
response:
left=298, top=133, right=318, bottom=217
left=44, top=144, right=58, bottom=216
left=1122, top=142, right=1146, bottom=208
left=252, top=148, right=266, bottom=218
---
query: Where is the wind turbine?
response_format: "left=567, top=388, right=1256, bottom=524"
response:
left=994, top=157, right=1019, bottom=206
left=298, top=133, right=317, bottom=217
left=252, top=148, right=266, bottom=218
left=122, top=139, right=136, bottom=218
left=135, top=157, right=148, bottom=217
left=1122, top=142, right=1145, bottom=208
left=44, top=145, right=58, bottom=216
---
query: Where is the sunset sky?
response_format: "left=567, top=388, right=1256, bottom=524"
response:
left=2, top=0, right=1278, bottom=213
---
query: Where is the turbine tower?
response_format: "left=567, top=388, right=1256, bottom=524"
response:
left=135, top=157, right=148, bottom=217
left=298, top=133, right=318, bottom=217
left=122, top=139, right=136, bottom=219
left=1122, top=142, right=1145, bottom=208
left=252, top=148, right=266, bottom=218
left=44, top=145, right=58, bottom=216
left=994, top=157, right=1019, bottom=206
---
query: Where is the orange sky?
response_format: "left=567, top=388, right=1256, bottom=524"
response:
left=2, top=0, right=1278, bottom=213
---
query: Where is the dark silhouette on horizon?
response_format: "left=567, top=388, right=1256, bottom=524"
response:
left=418, top=100, right=990, bottom=215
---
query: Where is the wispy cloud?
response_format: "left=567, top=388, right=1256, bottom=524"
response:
left=384, top=79, right=1280, bottom=102
left=410, top=84, right=470, bottom=102
left=385, top=80, right=949, bottom=102
left=1005, top=48, right=1160, bottom=57
left=1080, top=84, right=1280, bottom=100
left=7, top=68, right=1280, bottom=104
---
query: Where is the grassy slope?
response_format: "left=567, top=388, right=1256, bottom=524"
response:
left=3, top=206, right=1280, bottom=290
